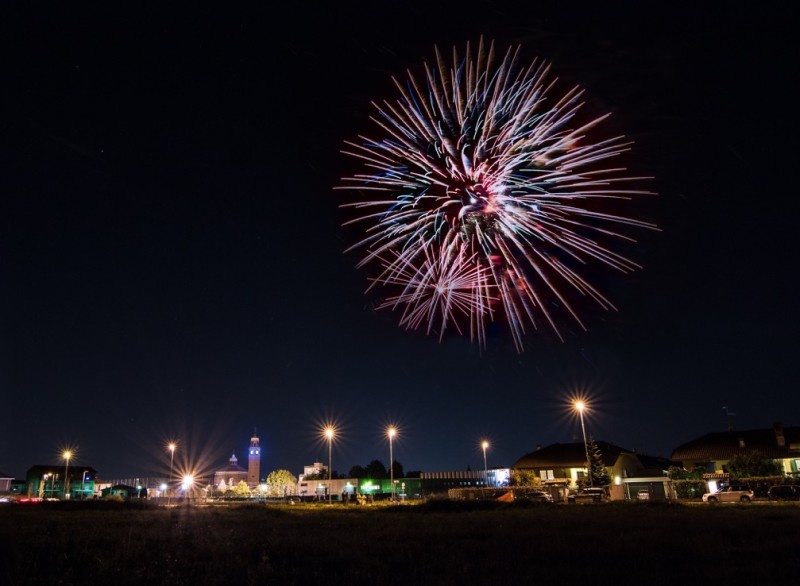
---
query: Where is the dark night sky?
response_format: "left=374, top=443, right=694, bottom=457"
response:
left=2, top=3, right=797, bottom=481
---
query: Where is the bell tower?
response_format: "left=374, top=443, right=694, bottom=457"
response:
left=247, top=428, right=261, bottom=488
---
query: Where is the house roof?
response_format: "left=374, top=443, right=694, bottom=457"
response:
left=671, top=424, right=800, bottom=463
left=636, top=453, right=675, bottom=472
left=512, top=441, right=629, bottom=469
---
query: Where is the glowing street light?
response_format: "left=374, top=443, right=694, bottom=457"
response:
left=574, top=400, right=593, bottom=487
left=481, top=441, right=489, bottom=487
left=168, top=442, right=176, bottom=505
left=324, top=427, right=334, bottom=504
left=63, top=451, right=72, bottom=500
left=41, top=473, right=50, bottom=498
left=182, top=474, right=194, bottom=491
left=388, top=426, right=397, bottom=502
left=81, top=470, right=89, bottom=500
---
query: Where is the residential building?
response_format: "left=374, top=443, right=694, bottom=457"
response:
left=24, top=465, right=98, bottom=500
left=102, top=483, right=145, bottom=499
left=671, top=422, right=800, bottom=484
left=0, top=471, right=13, bottom=493
left=299, top=462, right=327, bottom=481
left=513, top=442, right=674, bottom=501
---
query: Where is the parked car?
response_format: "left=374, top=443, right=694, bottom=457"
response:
left=702, top=485, right=753, bottom=503
left=568, top=487, right=607, bottom=503
left=636, top=489, right=651, bottom=501
left=767, top=485, right=800, bottom=501
left=526, top=490, right=553, bottom=503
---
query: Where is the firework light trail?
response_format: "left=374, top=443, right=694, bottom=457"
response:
left=336, top=38, right=657, bottom=352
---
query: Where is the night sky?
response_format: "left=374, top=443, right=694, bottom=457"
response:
left=2, top=3, right=797, bottom=481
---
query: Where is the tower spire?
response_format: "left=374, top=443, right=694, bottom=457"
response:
left=247, top=429, right=261, bottom=488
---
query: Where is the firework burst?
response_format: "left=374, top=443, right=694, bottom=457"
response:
left=337, top=38, right=657, bottom=352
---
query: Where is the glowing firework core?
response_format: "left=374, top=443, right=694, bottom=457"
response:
left=338, top=38, right=657, bottom=351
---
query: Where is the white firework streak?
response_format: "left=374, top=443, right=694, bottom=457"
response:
left=337, top=37, right=658, bottom=350
left=372, top=234, right=496, bottom=347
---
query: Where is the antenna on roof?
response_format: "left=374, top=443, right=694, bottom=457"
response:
left=722, top=406, right=737, bottom=431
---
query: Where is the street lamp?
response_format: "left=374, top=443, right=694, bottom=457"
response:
left=41, top=473, right=50, bottom=498
left=324, top=427, right=334, bottom=504
left=388, top=426, right=397, bottom=502
left=574, top=401, right=593, bottom=487
left=81, top=470, right=89, bottom=500
left=168, top=442, right=176, bottom=505
left=481, top=441, right=489, bottom=487
left=63, top=451, right=72, bottom=500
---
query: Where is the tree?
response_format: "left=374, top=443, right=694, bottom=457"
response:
left=588, top=440, right=610, bottom=486
left=231, top=480, right=252, bottom=498
left=348, top=465, right=366, bottom=479
left=725, top=451, right=782, bottom=478
left=365, top=460, right=388, bottom=479
left=509, top=469, right=541, bottom=487
left=266, top=469, right=298, bottom=497
left=349, top=460, right=403, bottom=479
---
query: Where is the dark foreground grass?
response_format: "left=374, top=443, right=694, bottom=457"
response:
left=1, top=499, right=799, bottom=585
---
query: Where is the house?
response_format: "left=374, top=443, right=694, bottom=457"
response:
left=512, top=442, right=675, bottom=501
left=671, top=422, right=800, bottom=480
left=102, top=483, right=146, bottom=499
left=0, top=471, right=13, bottom=493
left=24, top=465, right=98, bottom=500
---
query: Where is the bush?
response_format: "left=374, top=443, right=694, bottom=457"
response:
left=673, top=480, right=706, bottom=499
left=730, top=476, right=796, bottom=498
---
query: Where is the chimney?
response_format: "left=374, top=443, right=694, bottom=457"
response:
left=774, top=422, right=786, bottom=447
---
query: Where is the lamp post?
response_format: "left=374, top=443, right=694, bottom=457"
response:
left=81, top=470, right=88, bottom=500
left=388, top=426, right=397, bottom=502
left=325, top=427, right=334, bottom=504
left=63, top=451, right=72, bottom=500
left=481, top=441, right=489, bottom=487
left=168, top=442, right=176, bottom=505
left=575, top=401, right=593, bottom=487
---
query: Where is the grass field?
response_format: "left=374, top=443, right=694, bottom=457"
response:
left=1, top=499, right=799, bottom=585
